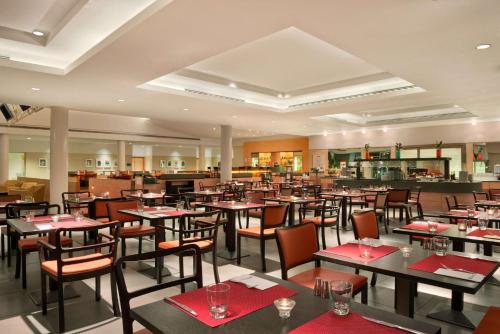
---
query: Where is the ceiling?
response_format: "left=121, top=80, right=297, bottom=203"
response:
left=0, top=0, right=500, bottom=139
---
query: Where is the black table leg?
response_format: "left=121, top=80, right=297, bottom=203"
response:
left=395, top=277, right=415, bottom=318
left=139, top=218, right=171, bottom=279
left=452, top=240, right=465, bottom=252
left=218, top=210, right=248, bottom=260
left=340, top=197, right=351, bottom=231
left=427, top=290, right=484, bottom=329
left=288, top=203, right=296, bottom=226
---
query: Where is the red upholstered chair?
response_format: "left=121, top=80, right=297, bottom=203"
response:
left=386, top=189, right=411, bottom=224
left=299, top=199, right=340, bottom=248
left=473, top=306, right=500, bottom=334
left=276, top=223, right=368, bottom=304
left=237, top=204, right=288, bottom=272
left=473, top=191, right=489, bottom=202
left=115, top=245, right=203, bottom=334
left=38, top=221, right=120, bottom=333
left=106, top=200, right=155, bottom=265
left=244, top=190, right=266, bottom=228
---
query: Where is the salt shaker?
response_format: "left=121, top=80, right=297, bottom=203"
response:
left=313, top=277, right=322, bottom=296
left=321, top=280, right=331, bottom=299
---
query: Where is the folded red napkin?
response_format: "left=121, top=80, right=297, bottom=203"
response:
left=408, top=254, right=497, bottom=276
left=289, top=311, right=405, bottom=333
left=169, top=281, right=296, bottom=327
left=467, top=229, right=500, bottom=238
left=320, top=243, right=399, bottom=263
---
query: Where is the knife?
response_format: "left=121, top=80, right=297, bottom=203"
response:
left=362, top=316, right=426, bottom=334
left=164, top=297, right=198, bottom=317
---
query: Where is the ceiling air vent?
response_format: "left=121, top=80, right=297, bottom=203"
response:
left=184, top=89, right=245, bottom=103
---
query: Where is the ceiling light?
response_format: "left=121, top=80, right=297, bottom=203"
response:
left=284, top=94, right=291, bottom=98
left=26, top=137, right=31, bottom=140
left=232, top=115, right=237, bottom=118
left=32, top=30, right=44, bottom=37
left=471, top=119, right=477, bottom=126
left=383, top=127, right=388, bottom=133
left=212, top=127, right=216, bottom=131
left=361, top=128, right=366, bottom=134
left=366, top=114, right=372, bottom=118
left=342, top=131, right=346, bottom=136
left=228, top=82, right=237, bottom=88
left=31, top=87, right=40, bottom=91
left=277, top=94, right=284, bottom=98
left=183, top=108, right=189, bottom=111
left=476, top=44, right=491, bottom=50
left=117, top=99, right=125, bottom=102
left=323, top=131, right=328, bottom=137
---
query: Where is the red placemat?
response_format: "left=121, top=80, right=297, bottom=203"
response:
left=170, top=281, right=297, bottom=327
left=50, top=220, right=93, bottom=228
left=449, top=209, right=479, bottom=216
left=400, top=221, right=450, bottom=233
left=408, top=254, right=497, bottom=276
left=320, top=243, right=399, bottom=263
left=467, top=229, right=500, bottom=238
left=289, top=311, right=405, bottom=334
left=30, top=214, right=73, bottom=223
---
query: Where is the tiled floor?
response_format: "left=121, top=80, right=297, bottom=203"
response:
left=0, top=212, right=498, bottom=333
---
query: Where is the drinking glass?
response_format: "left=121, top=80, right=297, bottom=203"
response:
left=427, top=221, right=438, bottom=233
left=330, top=280, right=353, bottom=316
left=206, top=283, right=230, bottom=319
left=74, top=210, right=83, bottom=222
left=478, top=212, right=488, bottom=231
left=51, top=214, right=60, bottom=223
left=24, top=210, right=34, bottom=222
left=137, top=201, right=144, bottom=213
left=358, top=238, right=373, bottom=258
left=176, top=200, right=185, bottom=211
left=212, top=195, right=219, bottom=203
left=432, top=236, right=450, bottom=256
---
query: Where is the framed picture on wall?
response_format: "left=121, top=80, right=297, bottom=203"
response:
left=96, top=159, right=103, bottom=168
left=114, top=160, right=118, bottom=167
left=167, top=160, right=172, bottom=167
left=104, top=160, right=111, bottom=168
left=181, top=160, right=185, bottom=167
left=174, top=160, right=178, bottom=167
left=160, top=160, right=167, bottom=168
left=85, top=159, right=93, bottom=168
left=39, top=158, right=48, bottom=168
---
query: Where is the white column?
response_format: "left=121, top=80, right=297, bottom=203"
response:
left=220, top=125, right=232, bottom=182
left=0, top=134, right=9, bottom=183
left=118, top=140, right=126, bottom=171
left=50, top=107, right=69, bottom=206
left=198, top=144, right=206, bottom=171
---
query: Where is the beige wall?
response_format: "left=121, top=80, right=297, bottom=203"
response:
left=25, top=152, right=50, bottom=179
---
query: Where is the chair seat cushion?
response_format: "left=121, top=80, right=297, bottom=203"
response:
left=42, top=253, right=112, bottom=276
left=474, top=306, right=500, bottom=334
left=18, top=236, right=72, bottom=251
left=387, top=202, right=410, bottom=208
left=96, top=218, right=110, bottom=223
left=365, top=196, right=376, bottom=202
left=237, top=226, right=275, bottom=237
left=302, top=216, right=337, bottom=226
left=159, top=238, right=213, bottom=250
left=289, top=267, right=367, bottom=293
left=247, top=210, right=262, bottom=218
left=120, top=225, right=155, bottom=237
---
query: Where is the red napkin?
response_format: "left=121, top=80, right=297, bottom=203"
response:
left=320, top=243, right=399, bottom=263
left=50, top=220, right=93, bottom=228
left=400, top=222, right=450, bottom=232
left=289, top=311, right=405, bottom=334
left=170, top=281, right=296, bottom=327
left=467, top=229, right=500, bottom=238
left=408, top=254, right=497, bottom=276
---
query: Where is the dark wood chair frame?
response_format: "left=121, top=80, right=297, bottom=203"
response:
left=351, top=210, right=380, bottom=287
left=0, top=194, right=21, bottom=260
left=298, top=199, right=341, bottom=248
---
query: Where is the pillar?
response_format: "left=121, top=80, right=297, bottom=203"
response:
left=0, top=134, right=9, bottom=183
left=220, top=125, right=232, bottom=182
left=50, top=107, right=69, bottom=206
left=118, top=140, right=126, bottom=171
left=198, top=144, right=206, bottom=171
left=465, top=143, right=474, bottom=175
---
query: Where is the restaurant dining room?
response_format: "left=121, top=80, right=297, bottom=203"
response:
left=1, top=1, right=500, bottom=333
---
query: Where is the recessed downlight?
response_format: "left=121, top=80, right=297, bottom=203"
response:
left=476, top=44, right=491, bottom=50
left=361, top=128, right=366, bottom=134
left=32, top=30, right=44, bottom=37
left=228, top=82, right=237, bottom=88
left=277, top=94, right=284, bottom=98
left=323, top=131, right=328, bottom=137
left=183, top=108, right=189, bottom=111
left=342, top=131, right=347, bottom=136
left=31, top=87, right=40, bottom=91
left=117, top=99, right=125, bottom=102
left=26, top=137, right=31, bottom=140
left=284, top=94, right=291, bottom=98
left=471, top=119, right=477, bottom=126
left=383, top=127, right=388, bottom=133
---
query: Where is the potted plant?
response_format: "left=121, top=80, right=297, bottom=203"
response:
left=395, top=142, right=403, bottom=159
left=435, top=141, right=443, bottom=158
left=364, top=144, right=370, bottom=160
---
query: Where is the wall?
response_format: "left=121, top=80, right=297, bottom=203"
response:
left=310, top=149, right=328, bottom=170
left=242, top=137, right=310, bottom=171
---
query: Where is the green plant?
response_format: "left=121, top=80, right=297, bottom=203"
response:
left=395, top=142, right=403, bottom=150
left=435, top=141, right=443, bottom=148
left=364, top=144, right=370, bottom=150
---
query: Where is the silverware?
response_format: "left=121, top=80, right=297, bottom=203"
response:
left=362, top=316, right=426, bottom=334
left=164, top=297, right=198, bottom=317
left=440, top=263, right=476, bottom=275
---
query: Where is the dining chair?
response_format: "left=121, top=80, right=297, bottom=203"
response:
left=156, top=211, right=221, bottom=287
left=299, top=199, right=340, bottom=248
left=120, top=189, right=149, bottom=198
left=6, top=202, right=72, bottom=289
left=0, top=194, right=21, bottom=260
left=61, top=191, right=91, bottom=215
left=106, top=200, right=156, bottom=265
left=115, top=245, right=203, bottom=334
left=445, top=195, right=469, bottom=211
left=473, top=191, right=489, bottom=202
left=386, top=189, right=411, bottom=224
left=38, top=221, right=120, bottom=333
left=237, top=204, right=288, bottom=272
left=280, top=187, right=293, bottom=196
left=244, top=191, right=266, bottom=228
left=408, top=186, right=422, bottom=217
left=373, top=192, right=389, bottom=233
left=275, top=222, right=368, bottom=304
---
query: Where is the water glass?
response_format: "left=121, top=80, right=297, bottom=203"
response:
left=137, top=201, right=144, bottom=213
left=206, top=283, right=230, bottom=319
left=478, top=212, right=488, bottom=231
left=358, top=238, right=373, bottom=258
left=321, top=280, right=331, bottom=299
left=427, top=221, right=438, bottom=233
left=24, top=211, right=35, bottom=222
left=400, top=246, right=412, bottom=258
left=313, top=277, right=322, bottom=296
left=432, top=236, right=450, bottom=256
left=74, top=210, right=83, bottom=222
left=273, top=298, right=296, bottom=319
left=176, top=200, right=185, bottom=211
left=51, top=215, right=60, bottom=223
left=330, top=280, right=353, bottom=316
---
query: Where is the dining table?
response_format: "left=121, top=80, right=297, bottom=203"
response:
left=262, top=196, right=318, bottom=226
left=319, top=190, right=367, bottom=230
left=130, top=272, right=441, bottom=334
left=184, top=190, right=223, bottom=202
left=475, top=200, right=500, bottom=210
left=199, top=201, right=266, bottom=260
left=7, top=215, right=104, bottom=305
left=314, top=242, right=499, bottom=329
left=126, top=192, right=172, bottom=206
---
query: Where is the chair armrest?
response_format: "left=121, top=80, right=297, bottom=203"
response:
left=37, top=239, right=56, bottom=251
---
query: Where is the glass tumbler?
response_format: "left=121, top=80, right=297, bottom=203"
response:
left=478, top=212, right=488, bottom=231
left=358, top=238, right=373, bottom=258
left=432, top=236, right=450, bottom=256
left=206, top=283, right=230, bottom=319
left=330, top=280, right=353, bottom=316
